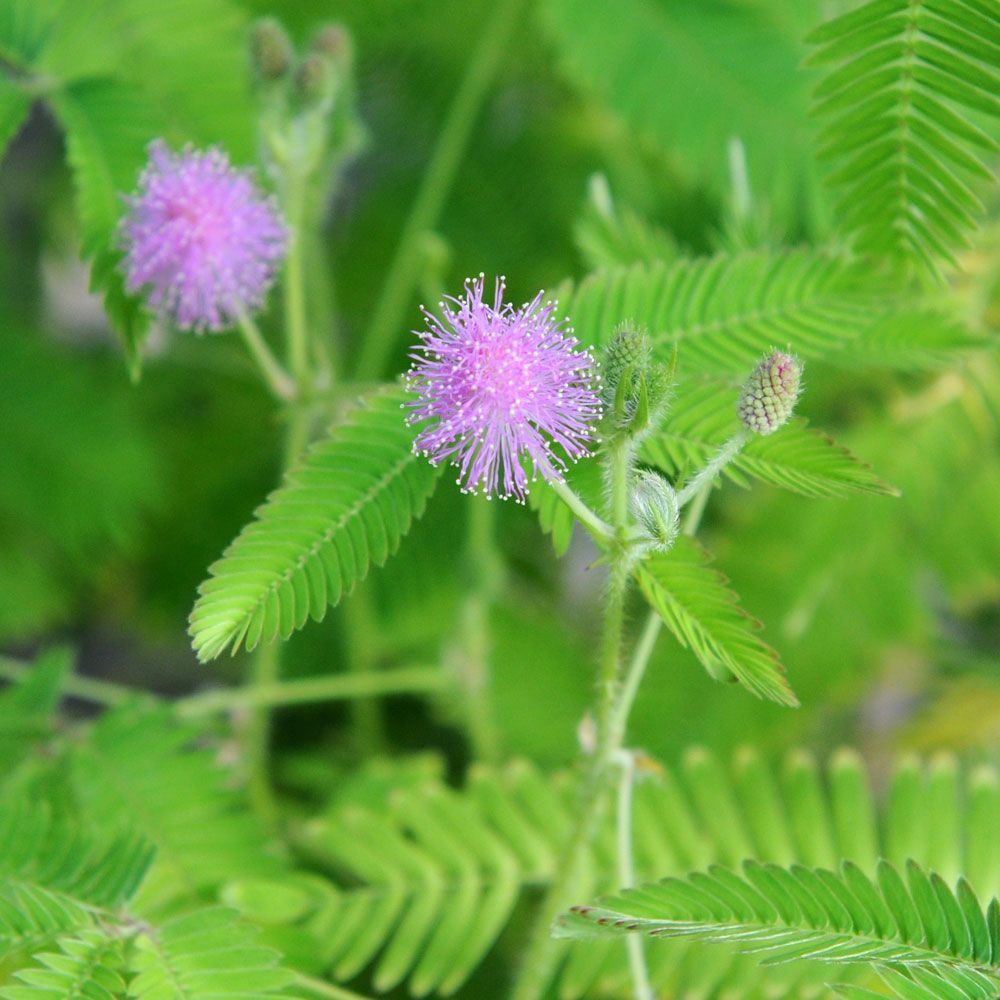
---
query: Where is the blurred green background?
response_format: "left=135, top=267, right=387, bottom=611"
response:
left=1, top=0, right=998, bottom=785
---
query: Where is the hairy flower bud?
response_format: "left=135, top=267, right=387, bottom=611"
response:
left=250, top=18, right=293, bottom=81
left=630, top=470, right=680, bottom=551
left=737, top=351, right=802, bottom=435
left=601, top=326, right=673, bottom=436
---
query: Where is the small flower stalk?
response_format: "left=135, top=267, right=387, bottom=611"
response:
left=119, top=141, right=287, bottom=333
left=738, top=350, right=803, bottom=435
left=405, top=275, right=603, bottom=502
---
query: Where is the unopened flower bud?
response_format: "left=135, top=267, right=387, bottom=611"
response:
left=250, top=18, right=293, bottom=81
left=310, top=23, right=352, bottom=67
left=295, top=54, right=334, bottom=105
left=737, top=351, right=802, bottom=435
left=630, top=471, right=680, bottom=551
left=601, top=326, right=673, bottom=436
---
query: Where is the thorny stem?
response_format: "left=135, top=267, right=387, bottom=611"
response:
left=354, top=0, right=526, bottom=380
left=236, top=313, right=295, bottom=401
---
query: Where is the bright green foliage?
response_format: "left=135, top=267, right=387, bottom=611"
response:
left=0, top=929, right=127, bottom=1000
left=189, top=385, right=442, bottom=661
left=808, top=0, right=1000, bottom=277
left=573, top=175, right=679, bottom=271
left=642, top=380, right=899, bottom=498
left=69, top=704, right=287, bottom=916
left=636, top=538, right=798, bottom=706
left=0, top=800, right=154, bottom=909
left=129, top=907, right=293, bottom=1000
left=288, top=748, right=1000, bottom=998
left=560, top=250, right=975, bottom=376
left=538, top=0, right=812, bottom=195
left=0, top=649, right=69, bottom=776
left=559, top=860, right=1000, bottom=999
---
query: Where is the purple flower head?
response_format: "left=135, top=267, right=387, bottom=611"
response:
left=405, top=275, right=603, bottom=503
left=119, top=140, right=287, bottom=333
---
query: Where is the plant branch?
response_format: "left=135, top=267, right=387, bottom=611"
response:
left=676, top=430, right=747, bottom=506
left=235, top=313, right=295, bottom=401
left=178, top=666, right=448, bottom=717
left=549, top=478, right=615, bottom=543
left=354, top=0, right=526, bottom=379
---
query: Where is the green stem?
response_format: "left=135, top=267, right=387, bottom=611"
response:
left=676, top=431, right=747, bottom=507
left=283, top=172, right=311, bottom=391
left=549, top=478, right=614, bottom=543
left=512, top=439, right=633, bottom=1000
left=341, top=585, right=385, bottom=757
left=452, top=496, right=503, bottom=762
left=178, top=666, right=447, bottom=717
left=354, top=0, right=525, bottom=380
left=614, top=750, right=653, bottom=1000
left=236, top=313, right=295, bottom=401
left=0, top=655, right=135, bottom=707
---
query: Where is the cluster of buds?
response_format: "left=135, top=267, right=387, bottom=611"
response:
left=600, top=325, right=674, bottom=442
left=249, top=18, right=366, bottom=178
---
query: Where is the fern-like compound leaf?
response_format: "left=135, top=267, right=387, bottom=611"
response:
left=0, top=929, right=127, bottom=1000
left=128, top=907, right=293, bottom=1000
left=635, top=538, right=799, bottom=706
left=285, top=749, right=1000, bottom=999
left=189, top=384, right=441, bottom=661
left=643, top=381, right=899, bottom=498
left=807, top=0, right=1000, bottom=277
left=70, top=704, right=287, bottom=916
left=558, top=860, right=1000, bottom=996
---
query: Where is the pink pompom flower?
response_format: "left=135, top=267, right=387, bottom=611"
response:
left=119, top=140, right=287, bottom=332
left=405, top=275, right=603, bottom=502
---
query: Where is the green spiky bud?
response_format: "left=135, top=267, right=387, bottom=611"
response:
left=294, top=53, right=334, bottom=106
left=629, top=470, right=680, bottom=551
left=250, top=18, right=293, bottom=81
left=601, top=325, right=674, bottom=437
left=737, top=351, right=802, bottom=435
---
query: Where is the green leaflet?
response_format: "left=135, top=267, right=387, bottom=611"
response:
left=558, top=250, right=977, bottom=377
left=0, top=77, right=31, bottom=163
left=189, top=384, right=442, bottom=661
left=558, top=860, right=1000, bottom=1000
left=635, top=537, right=799, bottom=707
left=70, top=703, right=288, bottom=917
left=48, top=78, right=155, bottom=374
left=642, top=380, right=899, bottom=498
left=807, top=0, right=1000, bottom=278
left=286, top=749, right=1000, bottom=999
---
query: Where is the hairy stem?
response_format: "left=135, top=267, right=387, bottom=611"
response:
left=676, top=430, right=747, bottom=506
left=512, top=439, right=633, bottom=1000
left=354, top=0, right=525, bottom=379
left=0, top=654, right=135, bottom=707
left=283, top=171, right=312, bottom=391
